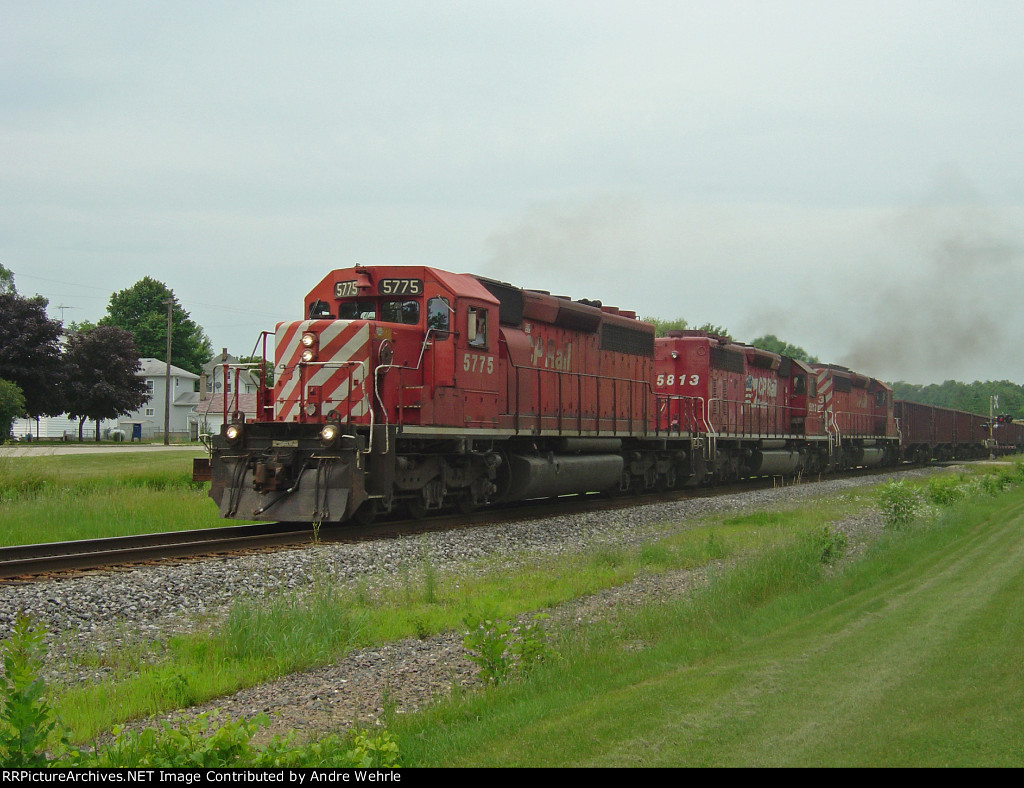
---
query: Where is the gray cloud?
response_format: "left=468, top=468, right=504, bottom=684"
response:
left=3, top=2, right=1024, bottom=383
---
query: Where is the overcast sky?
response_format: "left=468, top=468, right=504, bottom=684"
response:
left=3, top=1, right=1023, bottom=384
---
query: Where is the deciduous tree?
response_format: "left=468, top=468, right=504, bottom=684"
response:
left=749, top=334, right=820, bottom=364
left=0, top=379, right=26, bottom=442
left=643, top=317, right=731, bottom=339
left=99, top=278, right=213, bottom=376
left=0, top=263, right=15, bottom=295
left=0, top=292, right=66, bottom=418
left=62, top=326, right=150, bottom=441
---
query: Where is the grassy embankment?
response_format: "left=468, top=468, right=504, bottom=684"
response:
left=4, top=450, right=864, bottom=742
left=4, top=453, right=1023, bottom=765
left=0, top=451, right=215, bottom=545
left=394, top=474, right=1024, bottom=767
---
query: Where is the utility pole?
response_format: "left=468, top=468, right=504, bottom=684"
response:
left=164, top=297, right=173, bottom=446
left=990, top=394, right=998, bottom=459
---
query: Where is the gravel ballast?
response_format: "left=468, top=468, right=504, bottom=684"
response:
left=0, top=468, right=943, bottom=740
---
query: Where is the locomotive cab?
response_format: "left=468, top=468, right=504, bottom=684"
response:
left=204, top=265, right=507, bottom=524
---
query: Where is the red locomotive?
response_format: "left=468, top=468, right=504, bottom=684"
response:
left=195, top=264, right=1019, bottom=524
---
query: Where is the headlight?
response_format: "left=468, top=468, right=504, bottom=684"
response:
left=320, top=423, right=340, bottom=447
left=300, top=347, right=317, bottom=363
left=301, top=332, right=317, bottom=347
left=224, top=423, right=243, bottom=445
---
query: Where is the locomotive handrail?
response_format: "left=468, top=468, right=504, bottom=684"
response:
left=368, top=331, right=440, bottom=455
left=654, top=393, right=706, bottom=436
left=706, top=397, right=799, bottom=439
left=501, top=347, right=651, bottom=438
left=243, top=330, right=275, bottom=423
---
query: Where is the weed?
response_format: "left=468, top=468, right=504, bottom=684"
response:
left=0, top=618, right=400, bottom=767
left=152, top=668, right=196, bottom=708
left=413, top=618, right=431, bottom=640
left=638, top=543, right=674, bottom=568
left=0, top=615, right=61, bottom=766
left=925, top=475, right=968, bottom=507
left=878, top=481, right=923, bottom=528
left=513, top=614, right=552, bottom=676
left=704, top=530, right=728, bottom=559
left=224, top=583, right=365, bottom=669
left=980, top=472, right=1010, bottom=496
left=462, top=613, right=552, bottom=685
left=805, top=525, right=849, bottom=564
left=422, top=555, right=438, bottom=604
left=462, top=616, right=514, bottom=685
left=592, top=546, right=626, bottom=569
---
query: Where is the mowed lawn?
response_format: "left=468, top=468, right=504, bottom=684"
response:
left=397, top=491, right=1024, bottom=767
left=0, top=449, right=221, bottom=545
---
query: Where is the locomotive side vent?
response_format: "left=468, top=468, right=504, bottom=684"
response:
left=600, top=322, right=654, bottom=357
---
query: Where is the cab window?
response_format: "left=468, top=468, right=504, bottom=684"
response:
left=467, top=307, right=488, bottom=348
left=380, top=300, right=420, bottom=325
left=339, top=301, right=377, bottom=320
left=427, top=296, right=450, bottom=338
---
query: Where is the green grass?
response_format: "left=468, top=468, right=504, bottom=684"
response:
left=391, top=488, right=1024, bottom=767
left=18, top=458, right=1024, bottom=765
left=49, top=496, right=850, bottom=740
left=0, top=452, right=218, bottom=545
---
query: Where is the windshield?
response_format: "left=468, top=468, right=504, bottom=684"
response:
left=338, top=299, right=420, bottom=325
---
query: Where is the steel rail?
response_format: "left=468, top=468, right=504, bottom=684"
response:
left=0, top=461, right=955, bottom=582
left=0, top=522, right=315, bottom=580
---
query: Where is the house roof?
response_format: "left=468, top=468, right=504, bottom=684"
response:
left=174, top=391, right=200, bottom=407
left=138, top=358, right=199, bottom=379
left=203, top=352, right=262, bottom=388
left=194, top=393, right=259, bottom=416
left=204, top=351, right=238, bottom=372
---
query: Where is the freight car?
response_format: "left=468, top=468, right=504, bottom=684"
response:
left=194, top=264, right=1011, bottom=525
left=894, top=400, right=1022, bottom=462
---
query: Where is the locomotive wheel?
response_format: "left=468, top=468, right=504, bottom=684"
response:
left=406, top=498, right=428, bottom=520
left=455, top=495, right=477, bottom=515
left=352, top=500, right=378, bottom=526
left=657, top=465, right=679, bottom=491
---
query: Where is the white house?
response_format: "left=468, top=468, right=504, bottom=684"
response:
left=202, top=350, right=261, bottom=397
left=11, top=413, right=118, bottom=441
left=117, top=358, right=199, bottom=440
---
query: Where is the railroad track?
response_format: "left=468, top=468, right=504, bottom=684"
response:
left=0, top=462, right=956, bottom=582
left=0, top=522, right=320, bottom=581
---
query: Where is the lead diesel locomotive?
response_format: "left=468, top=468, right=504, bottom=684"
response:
left=196, top=264, right=1017, bottom=524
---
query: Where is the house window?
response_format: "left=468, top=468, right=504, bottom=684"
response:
left=146, top=380, right=154, bottom=394
left=146, top=408, right=155, bottom=417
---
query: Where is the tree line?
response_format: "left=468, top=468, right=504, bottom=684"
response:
left=643, top=316, right=821, bottom=364
left=889, top=380, right=1024, bottom=420
left=0, top=265, right=213, bottom=442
